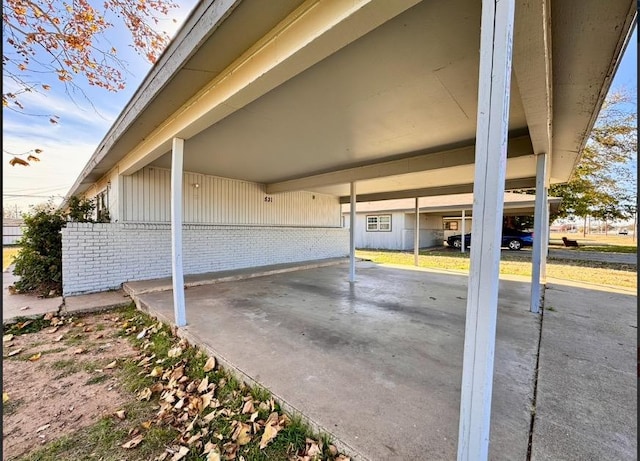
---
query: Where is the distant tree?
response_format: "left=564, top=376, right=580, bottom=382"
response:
left=3, top=0, right=178, bottom=166
left=549, top=90, right=637, bottom=224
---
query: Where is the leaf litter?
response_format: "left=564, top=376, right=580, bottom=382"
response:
left=3, top=306, right=350, bottom=461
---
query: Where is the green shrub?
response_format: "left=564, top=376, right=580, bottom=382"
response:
left=12, top=202, right=65, bottom=296
left=12, top=196, right=97, bottom=296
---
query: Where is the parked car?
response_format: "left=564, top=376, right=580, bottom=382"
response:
left=618, top=228, right=629, bottom=235
left=446, top=228, right=534, bottom=251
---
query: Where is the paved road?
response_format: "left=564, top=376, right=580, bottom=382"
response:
left=548, top=249, right=636, bottom=265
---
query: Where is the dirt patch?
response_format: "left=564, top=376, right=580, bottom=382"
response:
left=2, top=313, right=138, bottom=460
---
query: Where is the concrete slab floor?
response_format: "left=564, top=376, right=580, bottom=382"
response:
left=530, top=283, right=637, bottom=460
left=132, top=262, right=539, bottom=460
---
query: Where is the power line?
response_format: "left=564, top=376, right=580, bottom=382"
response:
left=3, top=194, right=65, bottom=198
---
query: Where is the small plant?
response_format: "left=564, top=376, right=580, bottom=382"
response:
left=67, top=196, right=96, bottom=223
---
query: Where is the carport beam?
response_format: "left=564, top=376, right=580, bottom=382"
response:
left=349, top=182, right=356, bottom=282
left=414, top=198, right=419, bottom=265
left=530, top=153, right=548, bottom=313
left=457, top=0, right=515, bottom=460
left=171, top=137, right=187, bottom=327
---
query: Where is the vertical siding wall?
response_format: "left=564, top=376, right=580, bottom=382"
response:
left=122, top=167, right=340, bottom=226
left=62, top=223, right=349, bottom=295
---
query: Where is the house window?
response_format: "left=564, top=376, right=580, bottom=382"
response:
left=96, top=189, right=110, bottom=222
left=445, top=221, right=458, bottom=230
left=366, top=214, right=391, bottom=232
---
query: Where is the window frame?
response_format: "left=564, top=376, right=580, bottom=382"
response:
left=366, top=214, right=392, bottom=232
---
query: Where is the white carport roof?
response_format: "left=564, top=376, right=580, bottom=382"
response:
left=342, top=192, right=562, bottom=215
left=65, top=0, right=636, bottom=203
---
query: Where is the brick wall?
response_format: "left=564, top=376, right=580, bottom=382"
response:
left=62, top=223, right=349, bottom=295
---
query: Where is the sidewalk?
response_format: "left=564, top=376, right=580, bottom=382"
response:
left=3, top=267, right=132, bottom=324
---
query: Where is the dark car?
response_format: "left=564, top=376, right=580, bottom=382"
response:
left=446, top=228, right=533, bottom=251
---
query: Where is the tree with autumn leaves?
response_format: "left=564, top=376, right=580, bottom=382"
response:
left=3, top=0, right=178, bottom=165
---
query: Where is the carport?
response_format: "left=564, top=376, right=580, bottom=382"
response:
left=64, top=0, right=636, bottom=458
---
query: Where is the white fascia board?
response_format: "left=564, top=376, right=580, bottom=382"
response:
left=118, top=0, right=422, bottom=176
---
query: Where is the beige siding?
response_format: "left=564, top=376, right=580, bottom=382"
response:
left=122, top=167, right=340, bottom=226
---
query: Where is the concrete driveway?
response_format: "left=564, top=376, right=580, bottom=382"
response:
left=127, top=261, right=539, bottom=460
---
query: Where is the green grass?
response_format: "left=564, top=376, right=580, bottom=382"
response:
left=572, top=245, right=637, bottom=253
left=358, top=248, right=637, bottom=289
left=3, top=246, right=20, bottom=271
left=20, top=402, right=177, bottom=461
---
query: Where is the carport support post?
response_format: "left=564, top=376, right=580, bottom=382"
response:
left=349, top=182, right=356, bottom=282
left=540, top=201, right=550, bottom=283
left=457, top=0, right=515, bottom=460
left=414, top=198, right=420, bottom=265
left=530, top=153, right=548, bottom=313
left=171, top=137, right=187, bottom=327
left=461, top=209, right=466, bottom=253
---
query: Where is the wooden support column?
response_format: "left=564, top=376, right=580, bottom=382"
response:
left=530, top=153, right=548, bottom=313
left=457, top=0, right=515, bottom=460
left=171, top=138, right=186, bottom=327
left=349, top=182, right=356, bottom=283
left=414, top=198, right=420, bottom=265
left=540, top=200, right=550, bottom=283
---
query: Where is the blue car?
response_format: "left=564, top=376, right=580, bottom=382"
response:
left=447, top=228, right=533, bottom=251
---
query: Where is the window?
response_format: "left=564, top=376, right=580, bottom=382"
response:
left=445, top=221, right=458, bottom=230
left=366, top=214, right=391, bottom=232
left=96, top=189, right=110, bottom=222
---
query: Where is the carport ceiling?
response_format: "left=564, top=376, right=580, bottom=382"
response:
left=67, top=0, right=635, bottom=202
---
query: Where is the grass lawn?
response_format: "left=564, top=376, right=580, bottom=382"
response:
left=357, top=248, right=637, bottom=290
left=549, top=232, right=636, bottom=249
left=3, top=246, right=20, bottom=271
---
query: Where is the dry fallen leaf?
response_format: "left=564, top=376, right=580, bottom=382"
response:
left=141, top=420, right=152, bottom=429
left=7, top=348, right=22, bottom=357
left=136, top=328, right=148, bottom=340
left=54, top=334, right=64, bottom=342
left=206, top=450, right=221, bottom=461
left=122, top=434, right=144, bottom=449
left=149, top=366, right=163, bottom=377
left=18, top=320, right=33, bottom=329
left=3, top=334, right=13, bottom=342
left=171, top=446, right=190, bottom=461
left=259, top=412, right=282, bottom=449
left=241, top=400, right=254, bottom=414
left=203, top=357, right=216, bottom=372
left=3, top=392, right=9, bottom=403
left=73, top=348, right=86, bottom=355
left=20, top=306, right=30, bottom=311
left=105, top=360, right=117, bottom=369
left=115, top=410, right=126, bottom=420
left=197, top=376, right=209, bottom=393
left=28, top=352, right=42, bottom=362
left=234, top=422, right=252, bottom=446
left=36, top=424, right=51, bottom=433
left=167, top=346, right=183, bottom=358
left=138, top=388, right=152, bottom=401
left=47, top=327, right=59, bottom=334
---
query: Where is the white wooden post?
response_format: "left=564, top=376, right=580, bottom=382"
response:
left=530, top=153, right=548, bottom=313
left=540, top=200, right=550, bottom=283
left=171, top=137, right=187, bottom=327
left=457, top=1, right=515, bottom=460
left=349, top=182, right=356, bottom=283
left=461, top=209, right=466, bottom=253
left=414, top=198, right=420, bottom=265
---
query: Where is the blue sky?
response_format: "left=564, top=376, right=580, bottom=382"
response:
left=2, top=14, right=637, bottom=214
